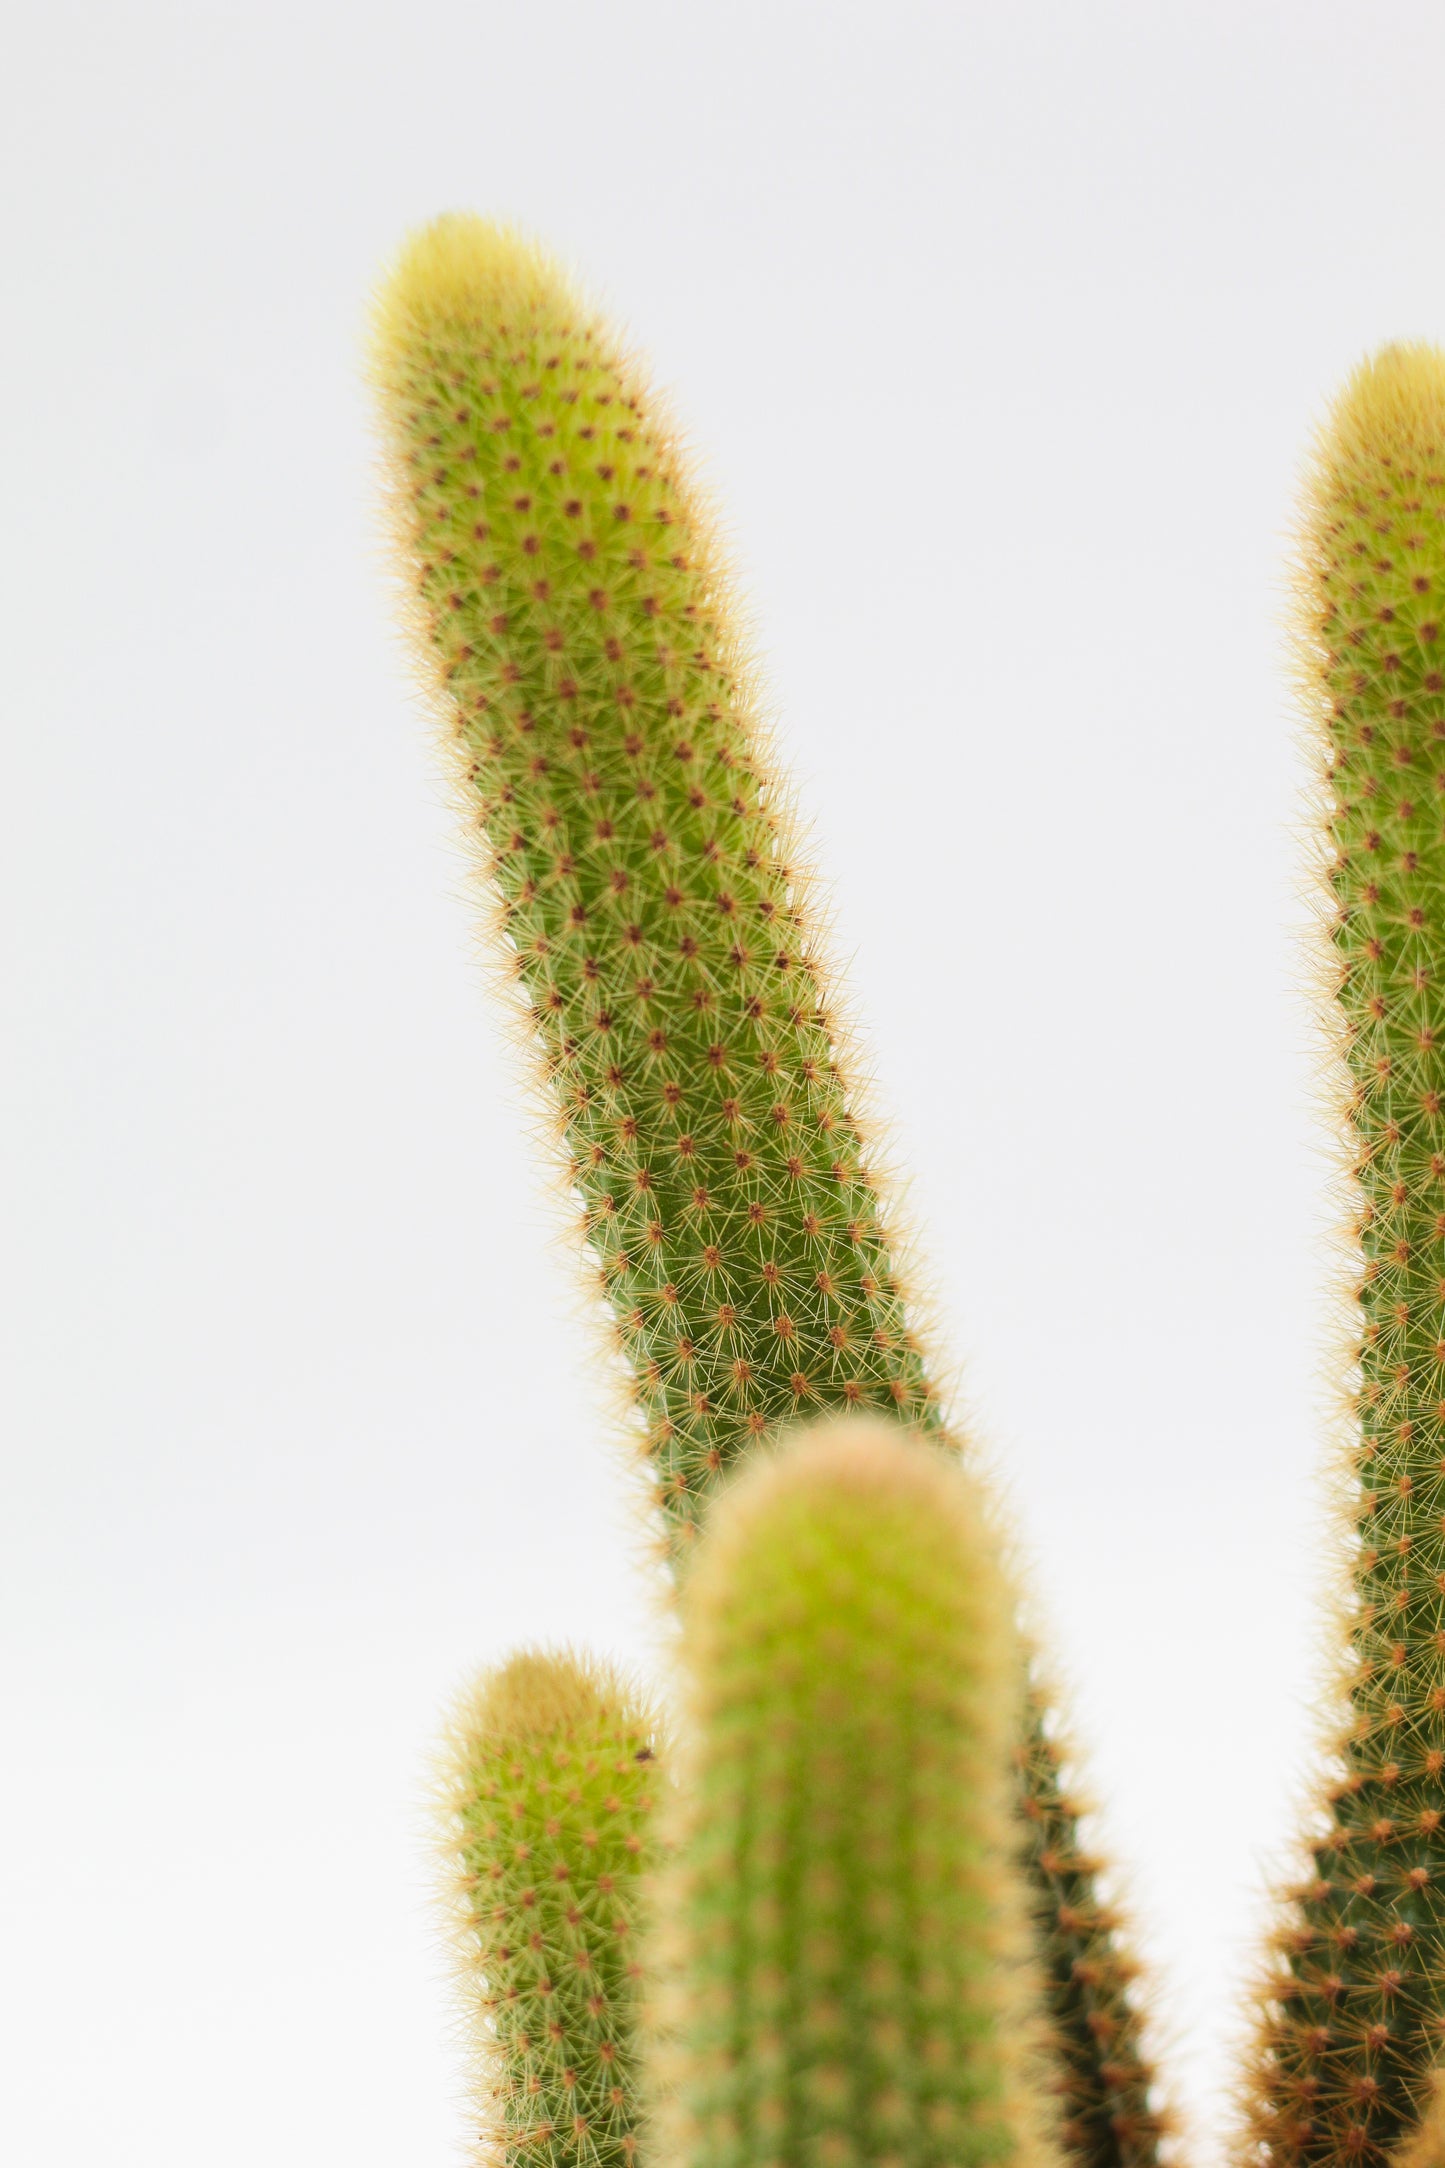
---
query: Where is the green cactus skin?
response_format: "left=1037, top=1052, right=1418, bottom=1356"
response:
left=370, top=216, right=935, bottom=1540
left=1015, top=1699, right=1166, bottom=2168
left=657, top=1416, right=1057, bottom=2168
left=1247, top=347, right=1445, bottom=2168
left=442, top=1649, right=660, bottom=2168
left=369, top=215, right=1163, bottom=2168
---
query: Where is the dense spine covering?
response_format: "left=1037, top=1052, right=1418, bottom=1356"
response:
left=370, top=216, right=935, bottom=1546
left=659, top=1418, right=1056, bottom=2168
left=370, top=215, right=1163, bottom=2168
left=1248, top=347, right=1445, bottom=2168
left=442, top=1650, right=660, bottom=2168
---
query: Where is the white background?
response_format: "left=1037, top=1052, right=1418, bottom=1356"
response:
left=5, top=3, right=1443, bottom=2160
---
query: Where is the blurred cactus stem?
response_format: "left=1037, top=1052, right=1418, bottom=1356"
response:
left=656, top=1416, right=1059, bottom=2168
left=441, top=1649, right=660, bottom=2168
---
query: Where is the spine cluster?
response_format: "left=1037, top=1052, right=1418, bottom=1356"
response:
left=661, top=1419, right=1055, bottom=2168
left=442, top=1650, right=660, bottom=2168
left=1250, top=346, right=1445, bottom=2168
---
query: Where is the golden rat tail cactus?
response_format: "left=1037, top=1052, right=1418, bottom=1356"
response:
left=441, top=1649, right=661, bottom=2168
left=660, top=1416, right=1057, bottom=2168
left=1246, top=346, right=1445, bottom=2168
left=368, top=213, right=937, bottom=1537
left=368, top=213, right=1162, bottom=2168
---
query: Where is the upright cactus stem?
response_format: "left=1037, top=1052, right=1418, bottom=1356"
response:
left=441, top=1650, right=660, bottom=2168
left=369, top=215, right=934, bottom=1548
left=1247, top=346, right=1445, bottom=2168
left=660, top=1417, right=1057, bottom=2168
left=369, top=214, right=1163, bottom=2168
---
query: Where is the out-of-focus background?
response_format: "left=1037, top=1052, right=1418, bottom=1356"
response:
left=5, top=3, right=1443, bottom=2158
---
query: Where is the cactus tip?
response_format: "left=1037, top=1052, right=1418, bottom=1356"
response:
left=1320, top=341, right=1445, bottom=467
left=371, top=212, right=562, bottom=365
left=450, top=1642, right=629, bottom=1747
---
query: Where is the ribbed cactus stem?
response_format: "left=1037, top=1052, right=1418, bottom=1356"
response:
left=369, top=214, right=1162, bottom=2167
left=1247, top=345, right=1445, bottom=2168
left=441, top=1649, right=660, bottom=2168
left=659, top=1415, right=1057, bottom=2168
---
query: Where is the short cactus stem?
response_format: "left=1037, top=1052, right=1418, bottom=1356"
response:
left=1247, top=346, right=1445, bottom=2168
left=657, top=1416, right=1059, bottom=2168
left=441, top=1649, right=660, bottom=2168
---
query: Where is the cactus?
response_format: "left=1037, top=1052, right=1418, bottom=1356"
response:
left=1396, top=2074, right=1445, bottom=2168
left=441, top=1648, right=661, bottom=2168
left=1015, top=1697, right=1165, bottom=2168
left=658, top=1415, right=1055, bottom=2168
left=368, top=213, right=1162, bottom=2168
left=369, top=214, right=935, bottom=1537
left=1247, top=346, right=1445, bottom=2168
